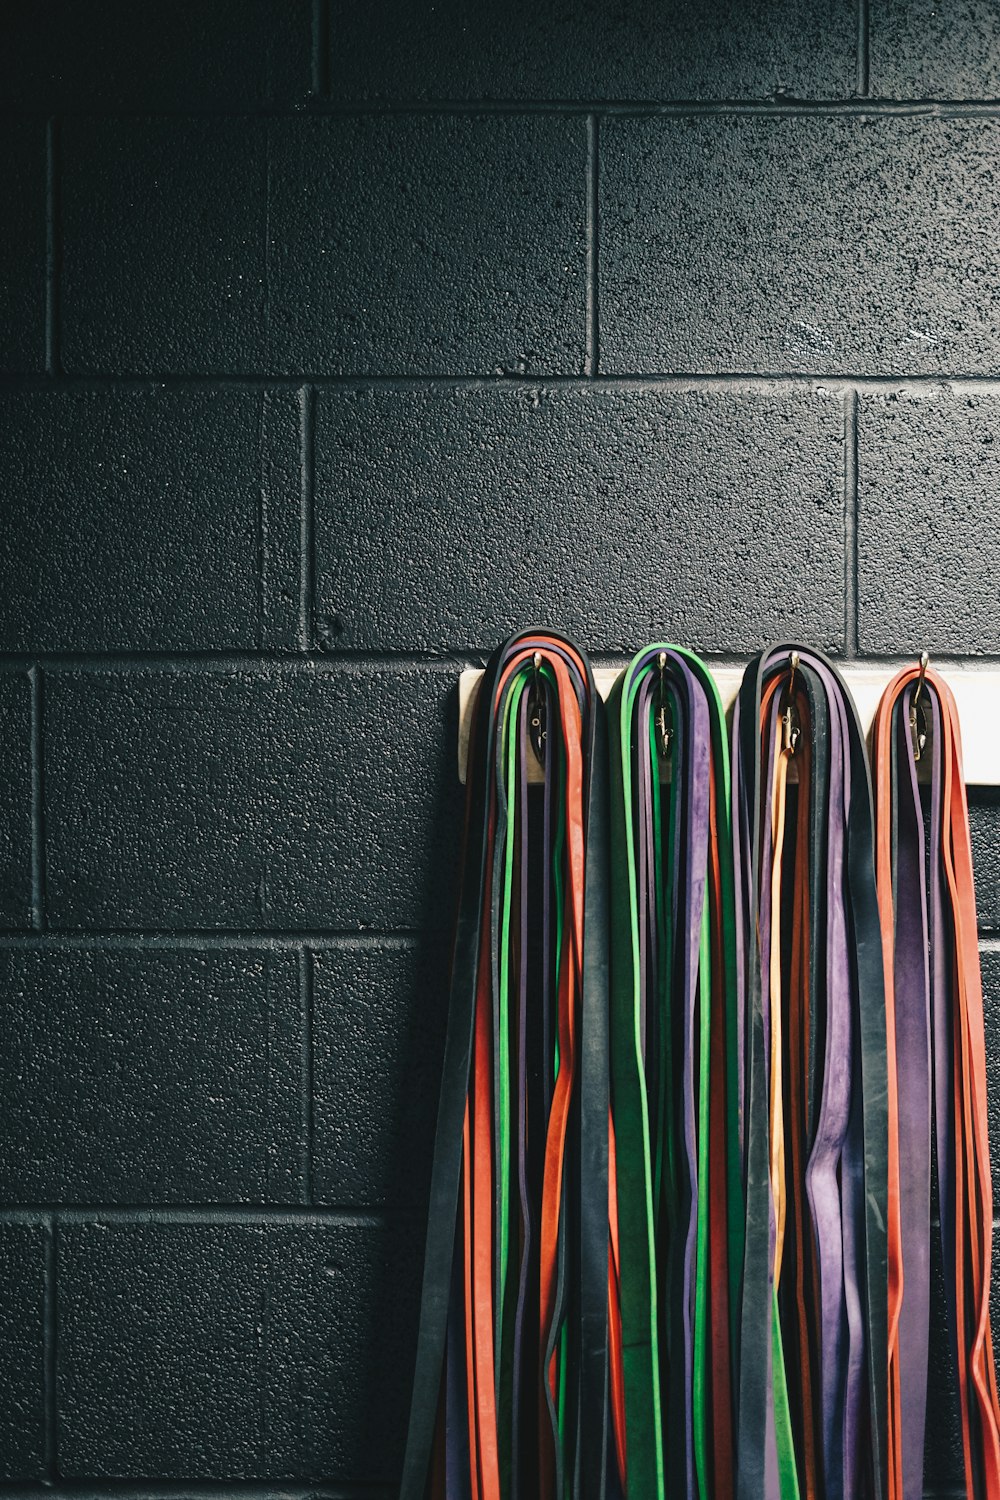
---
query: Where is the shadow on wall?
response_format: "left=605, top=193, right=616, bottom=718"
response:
left=336, top=681, right=461, bottom=1481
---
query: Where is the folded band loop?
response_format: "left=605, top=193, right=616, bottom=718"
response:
left=400, top=630, right=613, bottom=1500
left=733, top=645, right=888, bottom=1500
left=606, top=644, right=740, bottom=1500
left=874, top=663, right=1000, bottom=1500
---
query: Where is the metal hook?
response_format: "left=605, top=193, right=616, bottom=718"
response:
left=656, top=651, right=673, bottom=759
left=910, top=651, right=930, bottom=762
left=782, top=651, right=801, bottom=755
left=528, top=651, right=547, bottom=766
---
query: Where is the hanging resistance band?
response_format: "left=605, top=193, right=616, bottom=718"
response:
left=607, top=645, right=741, bottom=1500
left=732, top=645, right=889, bottom=1500
left=873, top=661, right=1000, bottom=1500
left=399, top=630, right=618, bottom=1500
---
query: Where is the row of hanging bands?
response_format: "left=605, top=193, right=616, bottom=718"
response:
left=607, top=645, right=740, bottom=1500
left=403, top=635, right=1000, bottom=1500
left=732, top=645, right=889, bottom=1500
left=398, top=630, right=617, bottom=1500
left=874, top=662, right=1000, bottom=1500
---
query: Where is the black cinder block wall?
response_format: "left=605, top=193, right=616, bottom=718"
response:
left=0, top=1, right=998, bottom=1493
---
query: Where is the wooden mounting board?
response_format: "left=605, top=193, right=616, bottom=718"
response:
left=457, top=662, right=1000, bottom=786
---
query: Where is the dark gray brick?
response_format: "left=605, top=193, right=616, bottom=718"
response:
left=922, top=1213, right=999, bottom=1493
left=0, top=672, right=32, bottom=930
left=871, top=0, right=1000, bottom=100
left=61, top=120, right=269, bottom=375
left=1, top=0, right=312, bottom=110
left=329, top=0, right=855, bottom=102
left=0, top=123, right=45, bottom=373
left=266, top=114, right=587, bottom=376
left=45, top=668, right=459, bottom=931
left=600, top=116, right=1000, bottom=376
left=858, top=391, right=1000, bottom=653
left=0, top=947, right=303, bottom=1204
left=62, top=116, right=587, bottom=377
left=57, top=1219, right=421, bottom=1480
left=0, top=389, right=300, bottom=651
left=313, top=943, right=447, bottom=1208
left=0, top=1222, right=46, bottom=1478
left=971, top=791, right=1000, bottom=933
left=314, top=383, right=845, bottom=653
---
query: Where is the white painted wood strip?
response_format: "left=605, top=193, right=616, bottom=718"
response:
left=458, top=663, right=1000, bottom=785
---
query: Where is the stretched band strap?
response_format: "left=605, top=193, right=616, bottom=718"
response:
left=400, top=630, right=613, bottom=1500
left=874, top=664, right=1000, bottom=1500
left=607, top=645, right=739, bottom=1500
left=733, top=645, right=888, bottom=1500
